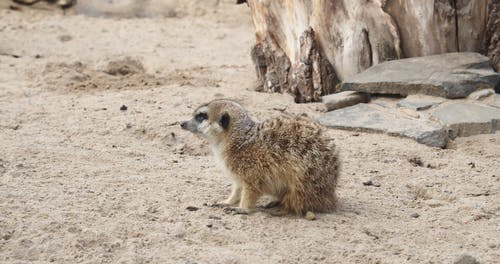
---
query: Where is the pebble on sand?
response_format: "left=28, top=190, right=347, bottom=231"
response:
left=305, top=211, right=316, bottom=221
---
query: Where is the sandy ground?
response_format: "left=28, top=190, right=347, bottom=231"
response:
left=0, top=2, right=499, bottom=263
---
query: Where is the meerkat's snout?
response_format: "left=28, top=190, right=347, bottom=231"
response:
left=181, top=104, right=231, bottom=140
left=180, top=105, right=209, bottom=134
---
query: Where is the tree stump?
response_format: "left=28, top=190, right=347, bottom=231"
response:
left=244, top=0, right=499, bottom=102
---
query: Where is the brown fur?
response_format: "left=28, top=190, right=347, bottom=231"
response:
left=181, top=99, right=340, bottom=214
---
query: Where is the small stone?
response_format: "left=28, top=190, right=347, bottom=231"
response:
left=186, top=206, right=199, bottom=211
left=305, top=211, right=316, bottom=221
left=408, top=157, right=424, bottom=167
left=453, top=254, right=480, bottom=264
left=410, top=212, right=420, bottom=218
left=58, top=34, right=73, bottom=42
left=363, top=180, right=374, bottom=186
left=206, top=223, right=213, bottom=228
left=208, top=215, right=221, bottom=220
left=362, top=179, right=380, bottom=187
left=125, top=123, right=132, bottom=129
left=120, top=105, right=128, bottom=111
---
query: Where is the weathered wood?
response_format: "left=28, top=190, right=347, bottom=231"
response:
left=383, top=0, right=457, bottom=57
left=289, top=28, right=338, bottom=103
left=251, top=37, right=291, bottom=94
left=485, top=1, right=500, bottom=71
left=251, top=27, right=338, bottom=102
left=246, top=0, right=499, bottom=103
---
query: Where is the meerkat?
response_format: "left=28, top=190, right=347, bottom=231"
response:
left=180, top=99, right=340, bottom=215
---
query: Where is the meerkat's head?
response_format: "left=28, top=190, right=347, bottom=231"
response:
left=180, top=99, right=254, bottom=144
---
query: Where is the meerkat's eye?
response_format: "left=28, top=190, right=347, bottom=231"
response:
left=195, top=112, right=208, bottom=122
left=219, top=112, right=230, bottom=129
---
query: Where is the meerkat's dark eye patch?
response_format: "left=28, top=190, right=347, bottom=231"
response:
left=195, top=112, right=208, bottom=122
left=219, top=112, right=230, bottom=129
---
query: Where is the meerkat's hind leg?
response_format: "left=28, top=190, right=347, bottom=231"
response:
left=259, top=200, right=282, bottom=209
left=260, top=207, right=289, bottom=216
left=257, top=200, right=289, bottom=216
left=239, top=186, right=259, bottom=209
left=224, top=206, right=288, bottom=216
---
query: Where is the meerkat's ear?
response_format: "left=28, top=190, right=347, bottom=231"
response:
left=219, top=112, right=230, bottom=129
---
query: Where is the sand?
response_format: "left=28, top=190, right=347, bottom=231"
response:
left=0, top=1, right=499, bottom=263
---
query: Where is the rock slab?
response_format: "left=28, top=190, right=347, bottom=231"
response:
left=397, top=95, right=445, bottom=111
left=341, top=53, right=500, bottom=99
left=322, top=91, right=370, bottom=111
left=318, top=104, right=447, bottom=148
left=431, top=102, right=500, bottom=139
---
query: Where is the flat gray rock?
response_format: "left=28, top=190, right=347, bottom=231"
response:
left=318, top=104, right=447, bottom=148
left=431, top=102, right=500, bottom=139
left=341, top=52, right=500, bottom=99
left=397, top=95, right=445, bottom=111
left=322, top=91, right=370, bottom=111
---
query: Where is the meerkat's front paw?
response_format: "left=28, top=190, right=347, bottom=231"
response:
left=223, top=207, right=251, bottom=215
left=210, top=202, right=231, bottom=208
